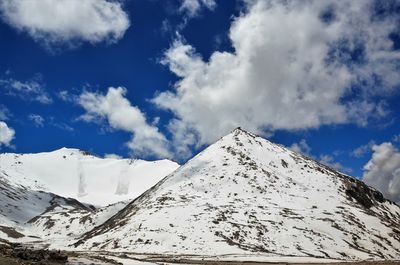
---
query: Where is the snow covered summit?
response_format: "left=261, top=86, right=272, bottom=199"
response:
left=0, top=148, right=179, bottom=206
left=75, top=128, right=400, bottom=260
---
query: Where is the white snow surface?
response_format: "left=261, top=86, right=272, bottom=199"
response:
left=0, top=148, right=179, bottom=206
left=75, top=128, right=400, bottom=260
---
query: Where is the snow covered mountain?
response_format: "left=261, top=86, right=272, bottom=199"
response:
left=0, top=170, right=93, bottom=239
left=0, top=130, right=399, bottom=262
left=74, top=128, right=400, bottom=260
left=0, top=148, right=179, bottom=243
left=0, top=148, right=179, bottom=206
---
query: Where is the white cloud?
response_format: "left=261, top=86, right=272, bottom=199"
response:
left=289, top=139, right=311, bottom=156
left=393, top=134, right=400, bottom=143
left=78, top=87, right=170, bottom=158
left=53, top=122, right=74, bottom=132
left=0, top=0, right=130, bottom=49
left=0, top=74, right=52, bottom=104
left=0, top=121, right=15, bottom=147
left=179, top=0, right=216, bottom=17
left=363, top=142, right=400, bottom=204
left=351, top=140, right=376, bottom=158
left=28, top=114, right=45, bottom=127
left=58, top=90, right=72, bottom=102
left=0, top=105, right=10, bottom=121
left=154, top=0, right=400, bottom=158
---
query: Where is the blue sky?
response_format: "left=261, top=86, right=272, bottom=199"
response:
left=0, top=0, right=400, bottom=200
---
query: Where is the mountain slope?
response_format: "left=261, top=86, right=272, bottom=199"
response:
left=0, top=148, right=179, bottom=206
left=26, top=200, right=128, bottom=246
left=75, top=128, right=400, bottom=260
left=0, top=148, right=179, bottom=244
left=0, top=170, right=92, bottom=241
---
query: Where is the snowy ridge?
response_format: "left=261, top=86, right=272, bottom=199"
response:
left=0, top=148, right=179, bottom=206
left=0, top=148, right=179, bottom=245
left=74, top=128, right=400, bottom=260
left=0, top=170, right=92, bottom=241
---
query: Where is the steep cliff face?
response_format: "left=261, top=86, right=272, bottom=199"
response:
left=75, top=128, right=400, bottom=260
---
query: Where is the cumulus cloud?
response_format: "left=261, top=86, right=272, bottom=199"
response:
left=363, top=142, right=400, bottom=204
left=0, top=0, right=130, bottom=49
left=153, top=0, right=400, bottom=158
left=78, top=87, right=170, bottom=158
left=0, top=121, right=15, bottom=147
left=28, top=114, right=45, bottom=127
left=179, top=0, right=216, bottom=17
left=0, top=74, right=52, bottom=104
left=0, top=106, right=14, bottom=147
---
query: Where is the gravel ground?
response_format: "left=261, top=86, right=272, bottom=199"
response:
left=2, top=250, right=400, bottom=265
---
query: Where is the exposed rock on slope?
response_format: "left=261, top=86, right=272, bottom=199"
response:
left=27, top=200, right=128, bottom=243
left=75, top=128, right=400, bottom=260
left=0, top=171, right=92, bottom=241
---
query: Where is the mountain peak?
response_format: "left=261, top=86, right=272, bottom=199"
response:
left=75, top=129, right=400, bottom=260
left=230, top=126, right=257, bottom=137
left=2, top=129, right=399, bottom=261
left=231, top=126, right=244, bottom=133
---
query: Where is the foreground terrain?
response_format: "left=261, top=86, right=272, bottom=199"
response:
left=1, top=241, right=400, bottom=265
left=1, top=249, right=400, bottom=265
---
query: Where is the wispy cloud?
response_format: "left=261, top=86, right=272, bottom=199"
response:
left=57, top=90, right=79, bottom=103
left=0, top=105, right=10, bottom=121
left=0, top=73, right=52, bottom=104
left=351, top=140, right=376, bottom=158
left=52, top=122, right=74, bottom=132
left=319, top=154, right=352, bottom=174
left=289, top=139, right=352, bottom=173
left=160, top=0, right=217, bottom=37
left=289, top=139, right=311, bottom=156
left=179, top=0, right=216, bottom=18
left=28, top=114, right=45, bottom=127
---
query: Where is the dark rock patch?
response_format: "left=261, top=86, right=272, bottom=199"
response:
left=344, top=178, right=386, bottom=209
left=0, top=226, right=24, bottom=239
